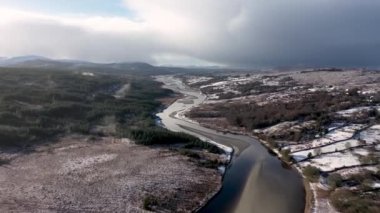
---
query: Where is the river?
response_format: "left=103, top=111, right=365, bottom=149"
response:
left=155, top=75, right=305, bottom=213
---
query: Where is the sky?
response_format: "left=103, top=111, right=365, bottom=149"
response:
left=0, top=0, right=380, bottom=68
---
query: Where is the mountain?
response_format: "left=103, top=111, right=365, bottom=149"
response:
left=109, top=62, right=155, bottom=71
left=0, top=55, right=231, bottom=75
left=0, top=55, right=51, bottom=66
left=0, top=55, right=179, bottom=75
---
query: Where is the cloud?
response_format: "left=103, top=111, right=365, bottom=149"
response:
left=0, top=1, right=380, bottom=67
left=0, top=8, right=160, bottom=63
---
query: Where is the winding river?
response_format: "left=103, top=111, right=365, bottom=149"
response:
left=155, top=76, right=305, bottom=213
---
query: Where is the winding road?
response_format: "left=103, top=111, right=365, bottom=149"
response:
left=156, top=75, right=305, bottom=213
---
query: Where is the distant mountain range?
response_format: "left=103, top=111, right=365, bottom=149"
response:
left=0, top=56, right=377, bottom=74
left=0, top=55, right=240, bottom=75
left=0, top=55, right=149, bottom=69
left=0, top=55, right=183, bottom=75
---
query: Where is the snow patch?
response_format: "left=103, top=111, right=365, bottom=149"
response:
left=186, top=76, right=213, bottom=85
left=82, top=72, right=94, bottom=76
left=292, top=139, right=360, bottom=160
left=359, top=125, right=380, bottom=144
left=61, top=154, right=117, bottom=173
left=300, top=152, right=360, bottom=171
left=353, top=148, right=369, bottom=156
left=335, top=106, right=379, bottom=117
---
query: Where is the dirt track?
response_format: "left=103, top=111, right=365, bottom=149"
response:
left=0, top=136, right=221, bottom=212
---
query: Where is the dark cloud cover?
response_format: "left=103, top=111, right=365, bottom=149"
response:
left=0, top=0, right=379, bottom=67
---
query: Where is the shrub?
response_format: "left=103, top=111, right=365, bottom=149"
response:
left=359, top=153, right=379, bottom=164
left=281, top=149, right=292, bottom=162
left=345, top=142, right=351, bottom=150
left=313, top=147, right=322, bottom=156
left=179, top=149, right=201, bottom=159
left=198, top=159, right=220, bottom=169
left=267, top=138, right=278, bottom=148
left=303, top=165, right=320, bottom=182
left=307, top=152, right=312, bottom=158
left=127, top=128, right=222, bottom=154
left=0, top=158, right=10, bottom=166
left=327, top=173, right=343, bottom=188
left=143, top=195, right=158, bottom=210
left=194, top=90, right=366, bottom=130
left=330, top=189, right=380, bottom=213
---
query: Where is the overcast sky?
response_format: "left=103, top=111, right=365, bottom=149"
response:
left=0, top=0, right=379, bottom=67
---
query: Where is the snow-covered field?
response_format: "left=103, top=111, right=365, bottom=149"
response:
left=81, top=72, right=95, bottom=76
left=199, top=79, right=243, bottom=100
left=335, top=106, right=374, bottom=117
left=359, top=124, right=380, bottom=144
left=186, top=76, right=213, bottom=85
left=299, top=151, right=360, bottom=171
left=187, top=74, right=289, bottom=100
left=0, top=136, right=222, bottom=212
left=353, top=148, right=370, bottom=156
left=289, top=124, right=366, bottom=154
left=336, top=165, right=378, bottom=177
left=183, top=72, right=380, bottom=213
left=188, top=75, right=380, bottom=175
left=292, top=139, right=361, bottom=161
left=290, top=123, right=379, bottom=173
left=61, top=153, right=118, bottom=174
left=325, top=124, right=365, bottom=141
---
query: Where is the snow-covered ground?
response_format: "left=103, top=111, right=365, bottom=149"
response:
left=336, top=165, right=378, bottom=177
left=299, top=151, right=360, bottom=172
left=287, top=121, right=379, bottom=213
left=61, top=154, right=118, bottom=174
left=327, top=122, right=346, bottom=131
left=290, top=124, right=365, bottom=154
left=334, top=106, right=380, bottom=120
left=335, top=106, right=374, bottom=117
left=353, top=148, right=370, bottom=156
left=114, top=83, right=131, bottom=99
left=309, top=183, right=339, bottom=213
left=200, top=80, right=230, bottom=88
left=372, top=182, right=380, bottom=189
left=291, top=104, right=380, bottom=211
left=290, top=123, right=379, bottom=173
left=325, top=124, right=365, bottom=141
left=81, top=72, right=94, bottom=76
left=188, top=74, right=289, bottom=100
left=292, top=139, right=361, bottom=160
left=183, top=73, right=380, bottom=213
left=359, top=124, right=380, bottom=144
left=186, top=76, right=213, bottom=85
left=199, top=79, right=243, bottom=100
left=207, top=94, right=220, bottom=100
